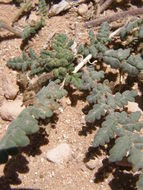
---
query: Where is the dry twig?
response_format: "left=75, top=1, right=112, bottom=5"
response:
left=99, top=0, right=114, bottom=13
left=73, top=54, right=92, bottom=73
left=84, top=7, right=143, bottom=28
left=0, top=20, right=22, bottom=37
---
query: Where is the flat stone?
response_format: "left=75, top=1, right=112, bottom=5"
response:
left=49, top=0, right=70, bottom=16
left=46, top=143, right=72, bottom=164
left=86, top=158, right=103, bottom=171
left=3, top=71, right=19, bottom=100
left=86, top=159, right=97, bottom=170
left=127, top=102, right=143, bottom=113
left=0, top=99, right=24, bottom=121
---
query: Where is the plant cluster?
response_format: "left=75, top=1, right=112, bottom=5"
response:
left=79, top=20, right=143, bottom=79
left=22, top=17, right=45, bottom=40
left=0, top=81, right=67, bottom=164
left=82, top=66, right=143, bottom=189
left=21, top=0, right=47, bottom=40
left=1, top=16, right=143, bottom=190
left=11, top=0, right=47, bottom=40
left=78, top=20, right=143, bottom=190
left=7, top=33, right=83, bottom=89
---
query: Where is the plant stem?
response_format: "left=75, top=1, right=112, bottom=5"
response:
left=99, top=0, right=114, bottom=13
left=84, top=7, right=143, bottom=28
left=0, top=20, right=22, bottom=37
left=12, top=0, right=32, bottom=24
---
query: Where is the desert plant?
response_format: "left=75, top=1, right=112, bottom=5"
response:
left=79, top=20, right=143, bottom=79
left=1, top=16, right=143, bottom=190
left=7, top=33, right=83, bottom=88
left=0, top=81, right=67, bottom=164
left=78, top=20, right=143, bottom=190
left=83, top=72, right=143, bottom=189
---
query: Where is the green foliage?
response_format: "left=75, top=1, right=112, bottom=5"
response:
left=38, top=0, right=47, bottom=17
left=3, top=18, right=143, bottom=189
left=118, top=18, right=143, bottom=39
left=77, top=19, right=143, bottom=190
left=11, top=0, right=47, bottom=40
left=103, top=50, right=143, bottom=77
left=7, top=34, right=83, bottom=89
left=82, top=68, right=143, bottom=189
left=85, top=82, right=137, bottom=123
left=78, top=21, right=143, bottom=188
left=79, top=19, right=143, bottom=79
left=103, top=48, right=130, bottom=68
left=81, top=66, right=104, bottom=90
left=7, top=49, right=36, bottom=72
left=78, top=22, right=110, bottom=58
left=0, top=81, right=67, bottom=164
left=22, top=18, right=45, bottom=40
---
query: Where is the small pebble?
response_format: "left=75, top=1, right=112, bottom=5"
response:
left=66, top=98, right=71, bottom=105
left=46, top=143, right=72, bottom=164
left=3, top=71, right=19, bottom=100
left=77, top=4, right=88, bottom=16
left=86, top=159, right=97, bottom=170
left=0, top=100, right=24, bottom=121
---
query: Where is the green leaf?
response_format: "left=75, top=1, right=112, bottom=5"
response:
left=103, top=56, right=121, bottom=69
left=93, top=126, right=114, bottom=147
left=85, top=104, right=106, bottom=122
left=6, top=128, right=30, bottom=147
left=109, top=136, right=131, bottom=162
left=128, top=147, right=143, bottom=171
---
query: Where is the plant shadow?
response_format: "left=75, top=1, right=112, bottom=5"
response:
left=109, top=169, right=139, bottom=190
left=94, top=158, right=139, bottom=190
left=0, top=125, right=50, bottom=189
left=65, top=85, right=88, bottom=107
left=83, top=142, right=139, bottom=189
left=0, top=154, right=29, bottom=190
left=0, top=34, right=21, bottom=43
left=78, top=118, right=102, bottom=137
left=79, top=104, right=105, bottom=136
left=83, top=146, right=104, bottom=163
left=22, top=126, right=49, bottom=156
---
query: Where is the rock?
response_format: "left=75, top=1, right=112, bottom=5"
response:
left=0, top=99, right=24, bottom=121
left=86, top=159, right=97, bottom=170
left=0, top=69, right=4, bottom=106
left=3, top=71, right=19, bottom=100
left=28, top=12, right=39, bottom=24
left=49, top=0, right=71, bottom=16
left=66, top=97, right=71, bottom=105
left=46, top=143, right=72, bottom=164
left=77, top=4, right=88, bottom=16
left=86, top=158, right=103, bottom=170
left=127, top=102, right=143, bottom=113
